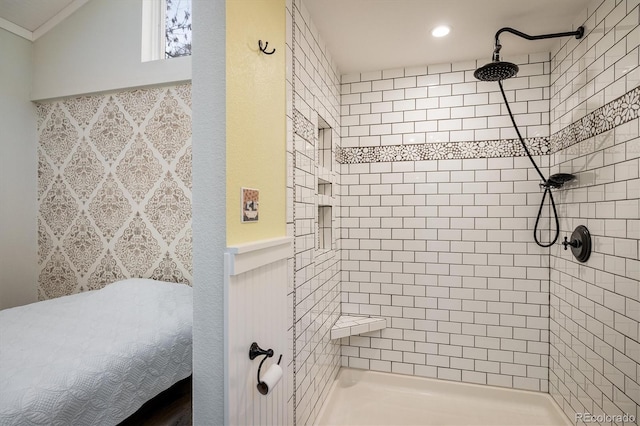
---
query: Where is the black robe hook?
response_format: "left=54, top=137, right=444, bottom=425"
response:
left=259, top=40, right=276, bottom=55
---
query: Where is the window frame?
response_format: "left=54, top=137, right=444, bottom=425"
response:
left=141, top=0, right=192, bottom=62
left=141, top=0, right=165, bottom=62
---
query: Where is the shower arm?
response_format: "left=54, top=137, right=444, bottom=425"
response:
left=492, top=26, right=585, bottom=60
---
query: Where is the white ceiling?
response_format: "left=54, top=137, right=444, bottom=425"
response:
left=302, top=0, right=588, bottom=74
left=0, top=0, right=587, bottom=70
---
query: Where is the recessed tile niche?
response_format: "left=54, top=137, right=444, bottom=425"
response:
left=317, top=205, right=332, bottom=250
left=318, top=116, right=332, bottom=171
left=316, top=116, right=335, bottom=252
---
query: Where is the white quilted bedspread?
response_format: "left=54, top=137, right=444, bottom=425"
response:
left=0, top=279, right=192, bottom=426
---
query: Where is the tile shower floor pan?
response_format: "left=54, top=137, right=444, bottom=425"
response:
left=316, top=368, right=570, bottom=426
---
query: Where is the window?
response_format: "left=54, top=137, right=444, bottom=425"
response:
left=142, top=0, right=192, bottom=62
left=165, top=0, right=191, bottom=58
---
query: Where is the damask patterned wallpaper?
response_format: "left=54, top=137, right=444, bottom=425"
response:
left=36, top=84, right=192, bottom=300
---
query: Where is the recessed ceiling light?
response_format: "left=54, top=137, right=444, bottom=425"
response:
left=432, top=25, right=451, bottom=38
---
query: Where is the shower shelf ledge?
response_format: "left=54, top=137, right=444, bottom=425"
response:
left=330, top=315, right=387, bottom=340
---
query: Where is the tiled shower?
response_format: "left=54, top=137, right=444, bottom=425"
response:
left=284, top=0, right=639, bottom=424
left=339, top=54, right=554, bottom=392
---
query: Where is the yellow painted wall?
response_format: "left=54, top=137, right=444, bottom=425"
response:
left=226, top=0, right=286, bottom=245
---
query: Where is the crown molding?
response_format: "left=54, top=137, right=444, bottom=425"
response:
left=0, top=0, right=91, bottom=42
left=0, top=17, right=33, bottom=41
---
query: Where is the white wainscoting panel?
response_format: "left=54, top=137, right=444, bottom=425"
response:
left=225, top=237, right=291, bottom=426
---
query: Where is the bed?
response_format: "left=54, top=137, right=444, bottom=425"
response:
left=0, top=278, right=192, bottom=426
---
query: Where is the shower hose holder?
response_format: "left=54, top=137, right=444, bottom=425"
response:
left=562, top=225, right=591, bottom=263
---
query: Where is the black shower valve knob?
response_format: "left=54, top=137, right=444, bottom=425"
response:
left=562, top=236, right=581, bottom=250
left=564, top=225, right=592, bottom=262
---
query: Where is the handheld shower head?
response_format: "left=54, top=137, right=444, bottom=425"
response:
left=545, top=173, right=576, bottom=189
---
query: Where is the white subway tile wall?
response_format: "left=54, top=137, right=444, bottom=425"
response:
left=339, top=155, right=554, bottom=392
left=551, top=0, right=640, bottom=133
left=286, top=0, right=342, bottom=425
left=549, top=0, right=640, bottom=422
left=338, top=52, right=556, bottom=392
left=340, top=53, right=551, bottom=149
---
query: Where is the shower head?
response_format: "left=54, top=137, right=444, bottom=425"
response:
left=474, top=61, right=519, bottom=81
left=474, top=39, right=519, bottom=81
left=546, top=173, right=576, bottom=189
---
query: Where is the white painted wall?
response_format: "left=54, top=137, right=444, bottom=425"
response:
left=191, top=0, right=225, bottom=424
left=31, top=0, right=191, bottom=101
left=0, top=29, right=38, bottom=309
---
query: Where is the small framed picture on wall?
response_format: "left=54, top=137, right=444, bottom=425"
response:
left=241, top=187, right=259, bottom=222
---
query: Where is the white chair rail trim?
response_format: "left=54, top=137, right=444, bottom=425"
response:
left=225, top=236, right=293, bottom=276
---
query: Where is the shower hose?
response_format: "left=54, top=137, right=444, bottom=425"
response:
left=498, top=80, right=560, bottom=248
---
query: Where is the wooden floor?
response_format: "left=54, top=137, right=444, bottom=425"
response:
left=119, top=376, right=192, bottom=426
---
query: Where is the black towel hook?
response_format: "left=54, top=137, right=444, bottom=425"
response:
left=259, top=40, right=276, bottom=55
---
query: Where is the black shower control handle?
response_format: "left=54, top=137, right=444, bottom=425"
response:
left=562, top=236, right=581, bottom=250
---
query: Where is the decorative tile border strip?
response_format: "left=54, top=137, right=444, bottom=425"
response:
left=337, top=137, right=549, bottom=164
left=336, top=86, right=640, bottom=164
left=550, top=85, right=639, bottom=154
left=293, top=108, right=315, bottom=143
